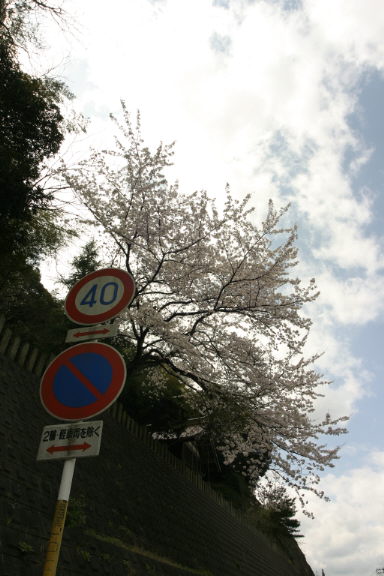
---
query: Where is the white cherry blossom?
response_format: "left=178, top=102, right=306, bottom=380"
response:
left=64, top=105, right=347, bottom=509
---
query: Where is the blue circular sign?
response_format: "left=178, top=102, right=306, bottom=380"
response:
left=40, top=343, right=126, bottom=421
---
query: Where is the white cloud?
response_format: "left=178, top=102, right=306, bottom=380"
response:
left=302, top=313, right=370, bottom=421
left=34, top=0, right=384, bottom=221
left=314, top=227, right=383, bottom=275
left=313, top=271, right=384, bottom=324
left=304, top=0, right=384, bottom=69
left=299, top=454, right=384, bottom=576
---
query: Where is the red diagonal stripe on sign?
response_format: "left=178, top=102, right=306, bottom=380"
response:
left=64, top=360, right=105, bottom=401
left=47, top=442, right=92, bottom=454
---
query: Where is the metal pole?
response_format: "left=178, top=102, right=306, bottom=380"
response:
left=42, top=458, right=76, bottom=576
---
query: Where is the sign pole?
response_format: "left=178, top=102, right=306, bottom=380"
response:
left=42, top=458, right=76, bottom=576
left=39, top=268, right=136, bottom=575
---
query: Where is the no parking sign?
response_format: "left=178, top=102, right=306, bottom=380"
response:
left=40, top=342, right=126, bottom=421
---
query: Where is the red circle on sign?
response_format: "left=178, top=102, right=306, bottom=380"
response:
left=65, top=268, right=135, bottom=325
left=40, top=343, right=126, bottom=421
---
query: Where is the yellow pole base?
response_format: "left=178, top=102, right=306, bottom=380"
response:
left=42, top=499, right=68, bottom=576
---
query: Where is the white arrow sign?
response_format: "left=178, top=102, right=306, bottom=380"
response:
left=37, top=421, right=103, bottom=461
left=65, top=322, right=119, bottom=343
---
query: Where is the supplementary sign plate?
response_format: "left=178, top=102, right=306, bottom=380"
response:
left=37, top=421, right=103, bottom=461
left=40, top=342, right=126, bottom=421
left=64, top=268, right=135, bottom=325
left=65, top=322, right=119, bottom=343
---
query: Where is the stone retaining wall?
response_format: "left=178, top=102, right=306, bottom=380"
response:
left=0, top=316, right=314, bottom=575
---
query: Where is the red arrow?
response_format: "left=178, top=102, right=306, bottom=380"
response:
left=47, top=442, right=92, bottom=454
left=74, top=328, right=110, bottom=338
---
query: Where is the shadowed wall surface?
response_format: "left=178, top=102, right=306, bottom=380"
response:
left=0, top=322, right=314, bottom=576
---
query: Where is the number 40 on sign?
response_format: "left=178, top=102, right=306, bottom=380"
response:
left=64, top=268, right=135, bottom=325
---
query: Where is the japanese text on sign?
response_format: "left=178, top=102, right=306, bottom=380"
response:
left=37, top=421, right=103, bottom=462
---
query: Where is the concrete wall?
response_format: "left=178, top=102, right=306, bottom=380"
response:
left=0, top=317, right=314, bottom=575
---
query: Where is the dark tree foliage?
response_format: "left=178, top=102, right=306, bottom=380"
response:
left=0, top=39, right=71, bottom=345
left=0, top=0, right=75, bottom=352
left=250, top=484, right=303, bottom=540
left=0, top=39, right=65, bottom=220
left=60, top=240, right=101, bottom=289
left=121, top=368, right=196, bottom=434
left=267, top=496, right=303, bottom=538
left=0, top=0, right=66, bottom=50
left=0, top=262, right=70, bottom=353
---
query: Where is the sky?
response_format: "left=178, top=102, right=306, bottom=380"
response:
left=28, top=1, right=384, bottom=574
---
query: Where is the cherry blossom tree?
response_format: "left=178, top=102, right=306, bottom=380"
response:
left=64, top=104, right=347, bottom=508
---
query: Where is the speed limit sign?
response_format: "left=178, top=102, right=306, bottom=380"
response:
left=64, top=268, right=136, bottom=325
